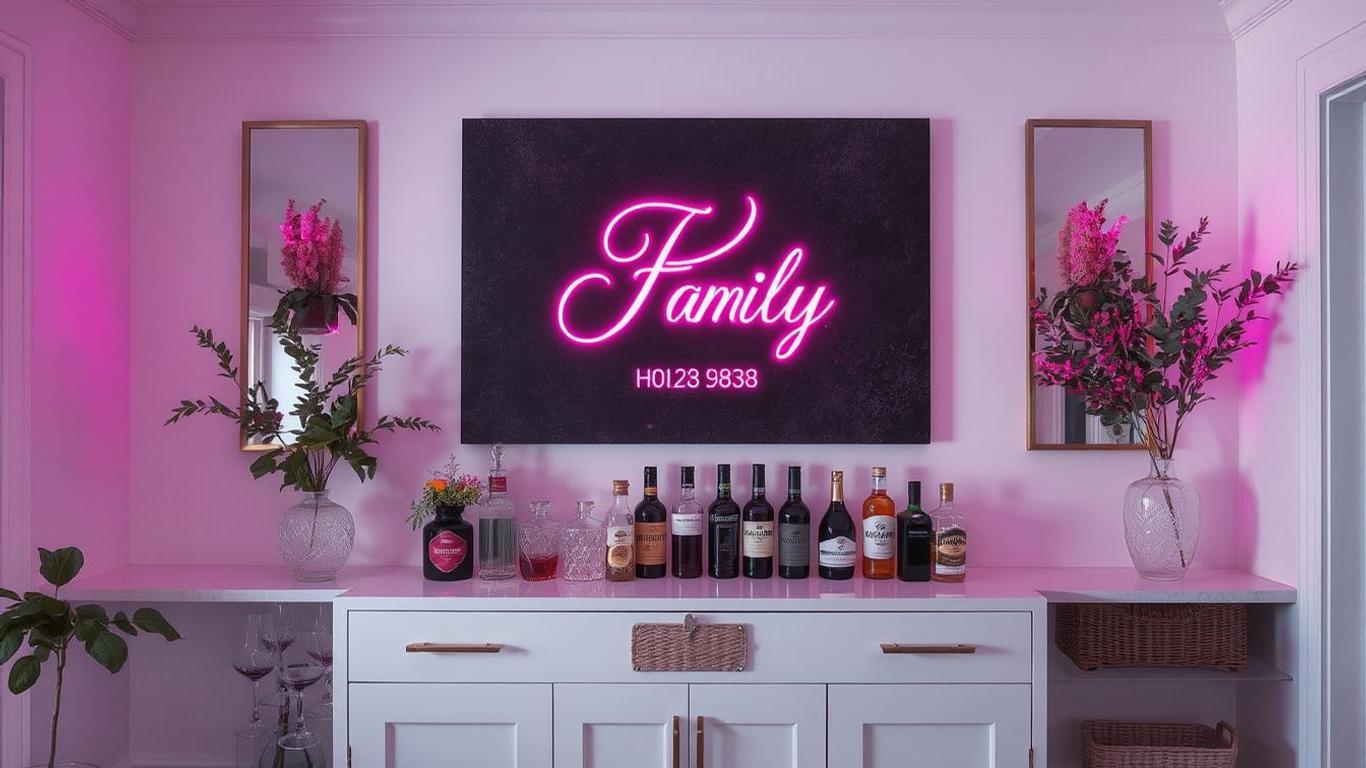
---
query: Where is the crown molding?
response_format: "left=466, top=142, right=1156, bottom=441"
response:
left=127, top=1, right=1232, bottom=41
left=64, top=0, right=141, bottom=40
left=1218, top=0, right=1292, bottom=40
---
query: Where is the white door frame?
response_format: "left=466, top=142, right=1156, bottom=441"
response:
left=0, top=26, right=32, bottom=768
left=1297, top=19, right=1366, bottom=768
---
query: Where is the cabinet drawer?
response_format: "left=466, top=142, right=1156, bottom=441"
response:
left=347, top=610, right=1032, bottom=684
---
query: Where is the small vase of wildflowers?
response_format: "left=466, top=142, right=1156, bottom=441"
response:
left=1032, top=209, right=1297, bottom=580
left=410, top=457, right=487, bottom=582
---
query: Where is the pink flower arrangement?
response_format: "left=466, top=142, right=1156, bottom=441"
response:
left=1056, top=199, right=1128, bottom=288
left=1033, top=215, right=1297, bottom=462
left=280, top=199, right=347, bottom=294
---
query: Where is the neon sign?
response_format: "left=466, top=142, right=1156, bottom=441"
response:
left=555, top=196, right=837, bottom=362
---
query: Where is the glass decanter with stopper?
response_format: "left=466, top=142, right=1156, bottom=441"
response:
left=518, top=500, right=561, bottom=581
left=562, top=500, right=606, bottom=581
left=478, top=444, right=517, bottom=581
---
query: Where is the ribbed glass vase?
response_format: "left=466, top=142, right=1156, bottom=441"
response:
left=279, top=491, right=355, bottom=582
left=1123, top=458, right=1200, bottom=581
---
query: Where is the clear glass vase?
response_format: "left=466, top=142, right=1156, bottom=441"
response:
left=1123, top=458, right=1200, bottom=581
left=279, top=491, right=354, bottom=582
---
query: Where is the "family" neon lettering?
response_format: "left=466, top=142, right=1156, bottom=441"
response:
left=555, top=195, right=837, bottom=361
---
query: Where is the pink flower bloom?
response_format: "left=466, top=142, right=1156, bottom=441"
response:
left=1056, top=199, right=1128, bottom=288
left=280, top=199, right=348, bottom=294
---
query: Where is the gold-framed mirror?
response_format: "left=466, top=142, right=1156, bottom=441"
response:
left=241, top=120, right=367, bottom=451
left=1026, top=119, right=1152, bottom=450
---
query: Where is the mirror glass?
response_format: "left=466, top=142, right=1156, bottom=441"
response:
left=242, top=122, right=366, bottom=449
left=1028, top=121, right=1150, bottom=449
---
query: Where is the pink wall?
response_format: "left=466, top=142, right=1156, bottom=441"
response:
left=0, top=2, right=132, bottom=764
left=129, top=29, right=1243, bottom=572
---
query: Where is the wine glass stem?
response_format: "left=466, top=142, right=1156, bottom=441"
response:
left=294, top=690, right=306, bottom=735
left=251, top=678, right=263, bottom=722
left=325, top=667, right=333, bottom=704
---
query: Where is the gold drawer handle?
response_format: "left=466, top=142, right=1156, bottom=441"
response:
left=880, top=643, right=977, bottom=654
left=405, top=642, right=504, bottom=654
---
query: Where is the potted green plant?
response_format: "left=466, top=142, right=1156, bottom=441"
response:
left=0, top=547, right=180, bottom=768
left=167, top=315, right=439, bottom=581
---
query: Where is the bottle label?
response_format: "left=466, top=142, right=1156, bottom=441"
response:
left=636, top=522, right=667, bottom=565
left=818, top=536, right=857, bottom=568
left=863, top=515, right=896, bottom=560
left=779, top=523, right=809, bottom=568
left=489, top=476, right=508, bottom=493
left=607, top=525, right=634, bottom=569
left=672, top=512, right=703, bottom=537
left=743, top=520, right=774, bottom=558
left=428, top=530, right=467, bottom=574
left=935, top=528, right=967, bottom=575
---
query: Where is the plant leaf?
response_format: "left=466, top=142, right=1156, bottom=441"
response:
left=38, top=547, right=84, bottom=587
left=84, top=629, right=128, bottom=674
left=0, top=589, right=20, bottom=603
left=132, top=608, right=181, bottom=641
left=0, top=627, right=23, bottom=666
left=7, top=655, right=40, bottom=694
left=111, top=611, right=138, bottom=636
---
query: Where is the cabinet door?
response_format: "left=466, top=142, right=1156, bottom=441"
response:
left=829, top=684, right=1032, bottom=768
left=688, top=684, right=825, bottom=768
left=349, top=683, right=552, bottom=768
left=555, top=684, right=689, bottom=768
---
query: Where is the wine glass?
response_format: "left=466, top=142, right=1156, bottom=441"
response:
left=258, top=642, right=327, bottom=768
left=260, top=605, right=298, bottom=709
left=300, top=606, right=334, bottom=720
left=231, top=614, right=275, bottom=739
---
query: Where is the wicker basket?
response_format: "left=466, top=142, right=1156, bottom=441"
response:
left=1083, top=720, right=1237, bottom=768
left=1056, top=603, right=1247, bottom=671
left=631, top=613, right=747, bottom=672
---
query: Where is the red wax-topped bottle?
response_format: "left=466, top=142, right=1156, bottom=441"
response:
left=423, top=504, right=474, bottom=581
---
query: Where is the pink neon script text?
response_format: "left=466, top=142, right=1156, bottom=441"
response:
left=555, top=196, right=837, bottom=361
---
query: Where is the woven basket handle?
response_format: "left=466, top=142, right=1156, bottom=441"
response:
left=1214, top=721, right=1237, bottom=748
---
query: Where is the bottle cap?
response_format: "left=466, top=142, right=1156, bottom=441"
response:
left=831, top=470, right=844, bottom=484
left=940, top=482, right=955, bottom=502
left=717, top=464, right=731, bottom=484
left=907, top=481, right=921, bottom=505
left=872, top=466, right=887, bottom=478
left=643, top=466, right=658, bottom=487
left=752, top=463, right=766, bottom=488
left=613, top=480, right=630, bottom=495
left=681, top=466, right=696, bottom=487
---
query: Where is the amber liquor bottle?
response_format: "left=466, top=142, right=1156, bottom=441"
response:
left=931, top=482, right=967, bottom=583
left=861, top=466, right=897, bottom=579
left=634, top=466, right=668, bottom=579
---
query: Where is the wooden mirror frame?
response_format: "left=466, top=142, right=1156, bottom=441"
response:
left=240, top=120, right=368, bottom=452
left=1025, top=118, right=1153, bottom=451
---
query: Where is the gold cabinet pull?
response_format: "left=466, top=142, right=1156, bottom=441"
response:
left=695, top=715, right=705, bottom=768
left=880, top=643, right=977, bottom=654
left=672, top=715, right=681, bottom=768
left=405, top=642, right=504, bottom=654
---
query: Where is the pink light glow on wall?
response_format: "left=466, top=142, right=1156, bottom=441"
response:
left=556, top=195, right=836, bottom=361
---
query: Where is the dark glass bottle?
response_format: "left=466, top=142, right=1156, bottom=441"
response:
left=896, top=481, right=934, bottom=582
left=671, top=466, right=703, bottom=579
left=634, top=466, right=668, bottom=579
left=423, top=505, right=474, bottom=582
left=742, top=464, right=774, bottom=579
left=817, top=470, right=856, bottom=580
left=777, top=466, right=811, bottom=579
left=707, top=464, right=741, bottom=579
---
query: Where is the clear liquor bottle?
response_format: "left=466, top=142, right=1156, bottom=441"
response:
left=605, top=480, right=636, bottom=582
left=562, top=500, right=605, bottom=582
left=931, top=482, right=967, bottom=583
left=477, top=445, right=517, bottom=581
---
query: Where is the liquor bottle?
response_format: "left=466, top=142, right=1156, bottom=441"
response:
left=478, top=445, right=517, bottom=581
left=517, top=501, right=560, bottom=581
left=742, top=464, right=775, bottom=579
left=861, top=467, right=897, bottom=579
left=896, top=481, right=933, bottom=582
left=423, top=503, right=474, bottom=582
left=777, top=465, right=810, bottom=579
left=931, top=482, right=967, bottom=583
left=635, top=466, right=668, bottom=579
left=817, top=470, right=857, bottom=580
left=671, top=466, right=704, bottom=579
left=605, top=480, right=636, bottom=582
left=562, top=500, right=605, bottom=582
left=707, top=464, right=741, bottom=579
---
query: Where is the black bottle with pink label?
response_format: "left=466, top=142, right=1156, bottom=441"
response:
left=424, top=505, right=474, bottom=581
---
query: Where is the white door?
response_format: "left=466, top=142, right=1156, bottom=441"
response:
left=688, top=684, right=825, bottom=768
left=349, top=683, right=552, bottom=768
left=828, top=684, right=1032, bottom=768
left=555, top=684, right=689, bottom=768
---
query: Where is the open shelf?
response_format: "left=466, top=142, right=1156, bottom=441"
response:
left=1049, top=645, right=1292, bottom=684
left=64, top=564, right=411, bottom=603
